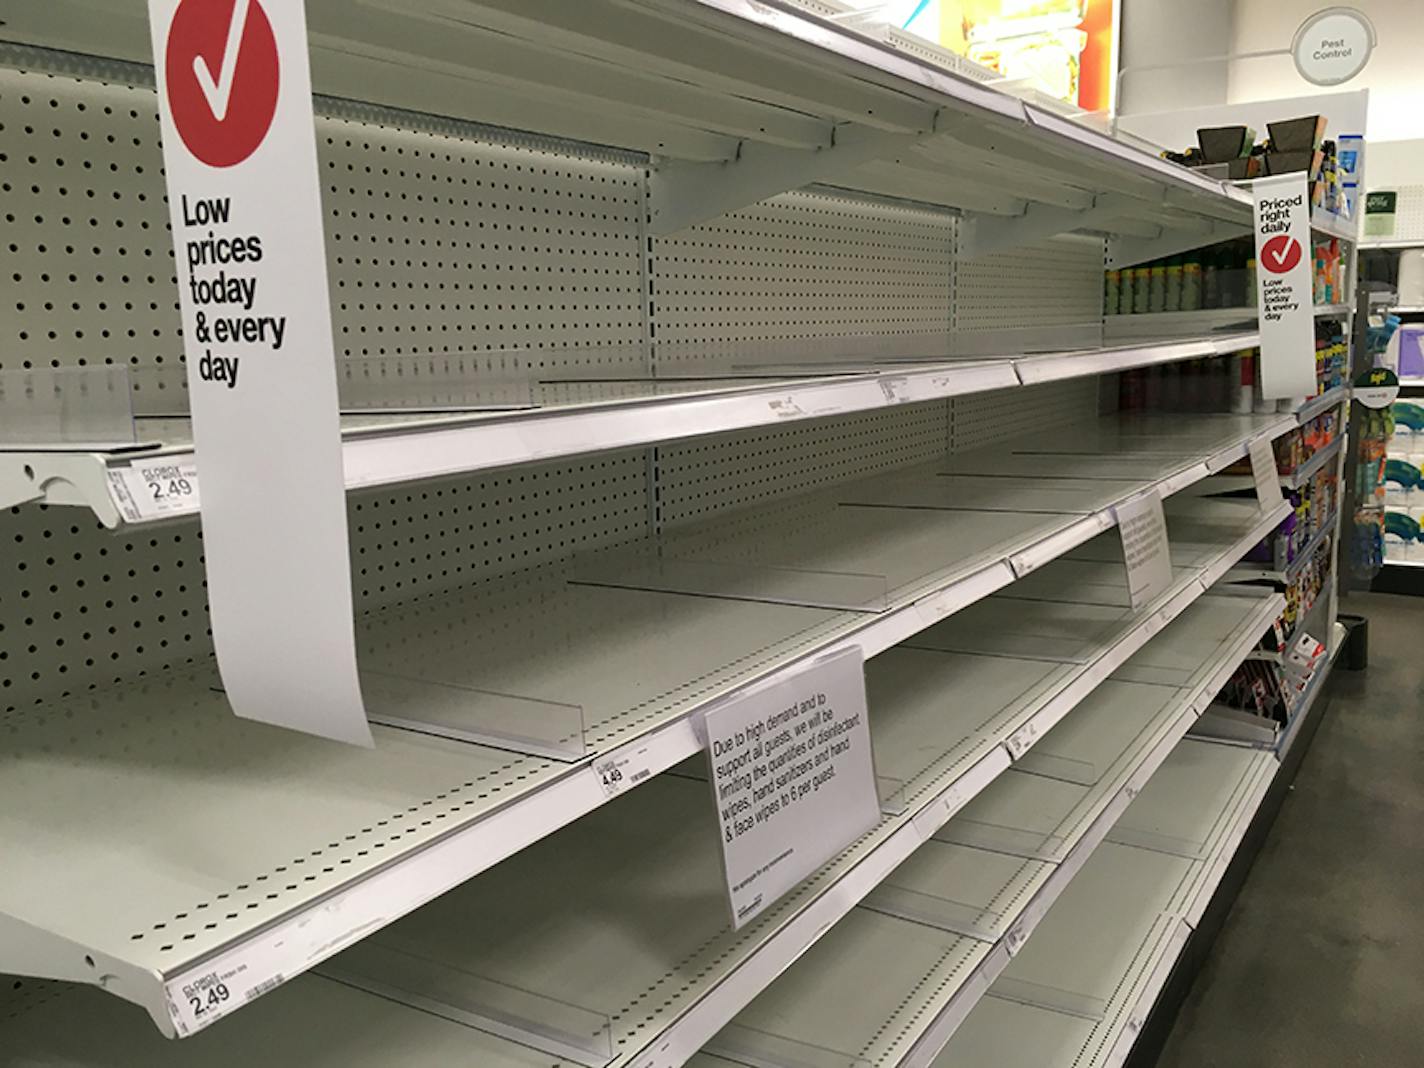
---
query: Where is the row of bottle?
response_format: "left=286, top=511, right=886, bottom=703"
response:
left=1105, top=239, right=1257, bottom=315
left=1118, top=346, right=1342, bottom=414
left=1107, top=237, right=1348, bottom=315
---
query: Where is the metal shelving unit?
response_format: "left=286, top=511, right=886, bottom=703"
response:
left=1295, top=385, right=1349, bottom=424
left=1227, top=511, right=1336, bottom=583
left=0, top=420, right=1291, bottom=1037
left=694, top=592, right=1275, bottom=1068
left=911, top=735, right=1280, bottom=1068
left=0, top=584, right=1282, bottom=1067
left=1103, top=308, right=1258, bottom=342
left=1282, top=436, right=1344, bottom=489
left=0, top=0, right=1254, bottom=250
left=1310, top=208, right=1358, bottom=244
left=0, top=3, right=1354, bottom=1067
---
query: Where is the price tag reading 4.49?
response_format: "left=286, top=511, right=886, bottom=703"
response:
left=108, top=459, right=202, bottom=522
left=592, top=740, right=658, bottom=800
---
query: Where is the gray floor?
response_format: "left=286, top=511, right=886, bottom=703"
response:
left=1158, top=592, right=1424, bottom=1067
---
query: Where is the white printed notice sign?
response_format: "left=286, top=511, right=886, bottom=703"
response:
left=705, top=649, right=879, bottom=930
left=1115, top=490, right=1173, bottom=611
left=148, top=0, right=371, bottom=745
left=1252, top=174, right=1317, bottom=400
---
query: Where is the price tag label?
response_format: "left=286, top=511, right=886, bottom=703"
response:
left=592, top=741, right=656, bottom=800
left=1248, top=436, right=1280, bottom=511
left=1115, top=490, right=1173, bottom=611
left=705, top=649, right=878, bottom=929
left=879, top=376, right=911, bottom=404
left=108, top=458, right=202, bottom=522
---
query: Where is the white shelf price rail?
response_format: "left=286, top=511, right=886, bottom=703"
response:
left=0, top=335, right=1264, bottom=529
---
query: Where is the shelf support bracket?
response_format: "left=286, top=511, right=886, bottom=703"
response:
left=0, top=453, right=124, bottom=527
left=1107, top=219, right=1248, bottom=269
left=960, top=192, right=1139, bottom=257
left=648, top=117, right=938, bottom=236
left=0, top=912, right=173, bottom=1035
left=0, top=459, right=46, bottom=512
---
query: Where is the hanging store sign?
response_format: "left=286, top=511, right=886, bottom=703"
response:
left=1353, top=367, right=1399, bottom=410
left=1252, top=174, right=1318, bottom=400
left=148, top=0, right=372, bottom=745
left=705, top=649, right=879, bottom=930
left=1249, top=436, right=1281, bottom=511
left=1292, top=7, right=1375, bottom=86
left=1115, top=489, right=1172, bottom=611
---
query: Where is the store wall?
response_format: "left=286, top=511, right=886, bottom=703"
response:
left=1117, top=0, right=1233, bottom=115
left=1120, top=0, right=1424, bottom=187
left=1227, top=0, right=1422, bottom=143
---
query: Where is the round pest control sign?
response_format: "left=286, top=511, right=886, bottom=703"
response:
left=1260, top=234, right=1303, bottom=275
left=1292, top=7, right=1375, bottom=86
left=165, top=0, right=280, bottom=167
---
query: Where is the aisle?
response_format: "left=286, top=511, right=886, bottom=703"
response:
left=1157, top=593, right=1424, bottom=1067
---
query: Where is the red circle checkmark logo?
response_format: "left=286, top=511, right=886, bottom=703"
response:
left=1260, top=234, right=1302, bottom=274
left=165, top=0, right=279, bottom=168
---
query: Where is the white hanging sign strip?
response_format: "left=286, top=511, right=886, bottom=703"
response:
left=147, top=0, right=371, bottom=745
left=1248, top=436, right=1280, bottom=512
left=1115, top=490, right=1173, bottom=611
left=1252, top=174, right=1317, bottom=401
left=705, top=649, right=879, bottom=930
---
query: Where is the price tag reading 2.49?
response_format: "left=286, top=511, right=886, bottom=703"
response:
left=108, top=459, right=202, bottom=522
left=704, top=649, right=879, bottom=929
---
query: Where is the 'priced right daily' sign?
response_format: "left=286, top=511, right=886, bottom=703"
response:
left=1252, top=174, right=1317, bottom=400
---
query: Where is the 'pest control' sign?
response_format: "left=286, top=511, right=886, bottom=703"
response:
left=148, top=0, right=373, bottom=748
left=1252, top=174, right=1317, bottom=400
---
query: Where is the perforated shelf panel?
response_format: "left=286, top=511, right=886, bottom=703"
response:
left=1, top=451, right=651, bottom=716
left=0, top=58, right=648, bottom=397
left=649, top=189, right=955, bottom=371
left=953, top=237, right=1106, bottom=354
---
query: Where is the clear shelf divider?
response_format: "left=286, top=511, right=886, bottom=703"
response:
left=989, top=976, right=1110, bottom=1022
left=932, top=817, right=1068, bottom=864
left=860, top=882, right=1007, bottom=943
left=570, top=551, right=890, bottom=612
left=705, top=1022, right=872, bottom=1068
left=339, top=354, right=539, bottom=412
left=360, top=671, right=588, bottom=761
left=1009, top=749, right=1101, bottom=786
left=318, top=940, right=615, bottom=1067
left=1105, top=826, right=1211, bottom=860
left=877, top=774, right=909, bottom=816
left=0, top=367, right=137, bottom=448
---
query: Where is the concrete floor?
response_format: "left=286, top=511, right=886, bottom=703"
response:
left=1158, top=592, right=1424, bottom=1067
